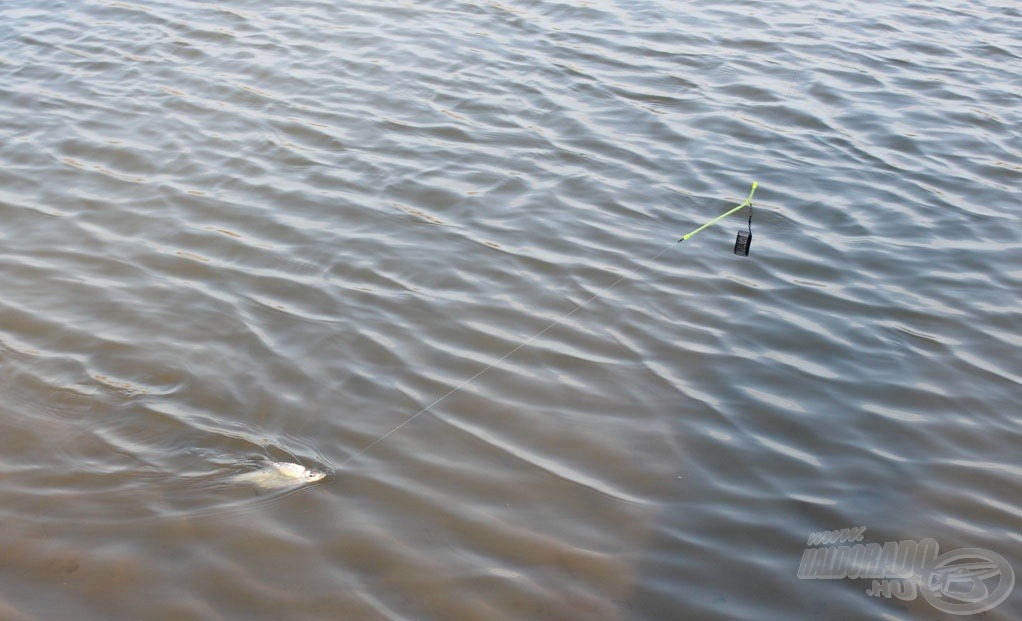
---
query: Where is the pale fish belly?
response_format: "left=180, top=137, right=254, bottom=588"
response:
left=230, top=462, right=327, bottom=490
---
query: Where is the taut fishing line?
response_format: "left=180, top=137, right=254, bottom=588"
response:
left=338, top=182, right=759, bottom=470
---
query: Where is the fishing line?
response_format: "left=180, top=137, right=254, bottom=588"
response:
left=339, top=182, right=758, bottom=470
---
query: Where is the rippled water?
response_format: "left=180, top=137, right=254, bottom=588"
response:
left=1, top=1, right=1019, bottom=619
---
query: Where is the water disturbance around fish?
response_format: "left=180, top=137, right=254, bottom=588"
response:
left=0, top=1, right=1019, bottom=620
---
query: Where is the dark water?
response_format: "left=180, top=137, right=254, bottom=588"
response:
left=0, top=1, right=1019, bottom=619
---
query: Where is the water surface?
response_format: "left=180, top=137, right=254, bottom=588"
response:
left=0, top=1, right=1019, bottom=619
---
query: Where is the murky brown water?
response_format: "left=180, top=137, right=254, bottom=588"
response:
left=1, top=1, right=1019, bottom=619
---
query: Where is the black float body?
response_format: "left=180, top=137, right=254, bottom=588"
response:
left=734, top=230, right=752, bottom=256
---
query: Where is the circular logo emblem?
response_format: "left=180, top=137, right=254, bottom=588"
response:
left=921, top=548, right=1015, bottom=615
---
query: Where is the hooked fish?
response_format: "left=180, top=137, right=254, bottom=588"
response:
left=231, top=462, right=326, bottom=490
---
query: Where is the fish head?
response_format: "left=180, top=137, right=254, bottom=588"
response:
left=270, top=462, right=327, bottom=483
left=303, top=467, right=327, bottom=483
